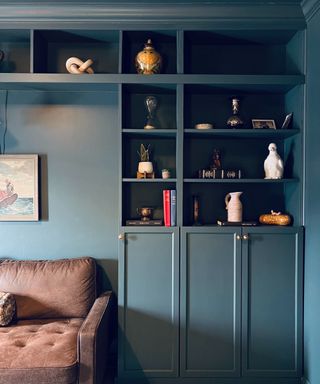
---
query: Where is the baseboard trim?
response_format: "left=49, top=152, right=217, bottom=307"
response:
left=116, top=378, right=302, bottom=384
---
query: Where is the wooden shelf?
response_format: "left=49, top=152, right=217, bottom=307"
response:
left=122, top=129, right=177, bottom=138
left=184, top=129, right=299, bottom=139
left=0, top=73, right=304, bottom=91
left=123, top=178, right=177, bottom=183
left=183, top=178, right=298, bottom=183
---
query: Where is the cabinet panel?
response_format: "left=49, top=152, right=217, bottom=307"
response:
left=242, top=227, right=303, bottom=377
left=181, top=227, right=241, bottom=377
left=118, top=229, right=179, bottom=378
left=0, top=30, right=30, bottom=73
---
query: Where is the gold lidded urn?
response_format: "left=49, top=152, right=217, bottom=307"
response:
left=135, top=39, right=162, bottom=75
left=227, top=97, right=244, bottom=128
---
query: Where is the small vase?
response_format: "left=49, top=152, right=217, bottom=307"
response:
left=162, top=169, right=170, bottom=179
left=226, top=98, right=244, bottom=129
left=135, top=39, right=162, bottom=75
left=138, top=161, right=153, bottom=174
left=225, top=191, right=243, bottom=222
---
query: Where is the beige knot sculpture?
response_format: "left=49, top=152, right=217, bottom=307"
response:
left=66, top=57, right=94, bottom=74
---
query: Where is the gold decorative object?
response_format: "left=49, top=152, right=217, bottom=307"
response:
left=135, top=39, right=162, bottom=75
left=227, top=98, right=244, bottom=128
left=137, top=207, right=154, bottom=221
left=65, top=57, right=94, bottom=74
left=259, top=210, right=291, bottom=226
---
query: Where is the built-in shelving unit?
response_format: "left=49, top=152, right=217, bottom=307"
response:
left=0, top=26, right=304, bottom=227
left=0, top=4, right=306, bottom=383
left=0, top=27, right=304, bottom=224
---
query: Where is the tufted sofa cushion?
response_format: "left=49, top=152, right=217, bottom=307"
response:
left=0, top=318, right=82, bottom=384
left=0, top=257, right=96, bottom=319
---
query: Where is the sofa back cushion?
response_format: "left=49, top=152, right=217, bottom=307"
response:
left=0, top=257, right=96, bottom=319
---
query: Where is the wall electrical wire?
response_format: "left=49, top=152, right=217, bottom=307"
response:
left=0, top=90, right=8, bottom=154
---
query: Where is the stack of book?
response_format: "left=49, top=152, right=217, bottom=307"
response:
left=163, top=190, right=176, bottom=227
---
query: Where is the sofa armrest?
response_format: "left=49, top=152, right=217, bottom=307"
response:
left=78, top=291, right=114, bottom=384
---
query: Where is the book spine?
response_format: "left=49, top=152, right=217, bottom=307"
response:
left=163, top=190, right=171, bottom=227
left=170, top=190, right=176, bottom=226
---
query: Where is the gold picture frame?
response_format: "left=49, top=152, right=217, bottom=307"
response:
left=252, top=119, right=276, bottom=129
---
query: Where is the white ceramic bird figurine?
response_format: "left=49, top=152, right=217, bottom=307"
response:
left=264, top=143, right=284, bottom=179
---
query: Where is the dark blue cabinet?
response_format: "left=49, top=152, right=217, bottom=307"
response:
left=242, top=227, right=303, bottom=377
left=181, top=226, right=303, bottom=380
left=181, top=227, right=241, bottom=377
left=118, top=228, right=179, bottom=379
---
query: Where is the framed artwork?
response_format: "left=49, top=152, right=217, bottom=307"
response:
left=0, top=154, right=39, bottom=221
left=281, top=112, right=293, bottom=129
left=252, top=119, right=276, bottom=129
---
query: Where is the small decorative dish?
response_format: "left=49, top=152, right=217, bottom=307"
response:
left=195, top=123, right=213, bottom=130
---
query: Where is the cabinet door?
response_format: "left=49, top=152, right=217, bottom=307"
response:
left=181, top=227, right=241, bottom=377
left=242, top=227, right=303, bottom=377
left=118, top=228, right=179, bottom=378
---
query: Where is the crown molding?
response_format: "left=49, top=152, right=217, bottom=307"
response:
left=301, top=0, right=320, bottom=21
left=0, top=2, right=306, bottom=29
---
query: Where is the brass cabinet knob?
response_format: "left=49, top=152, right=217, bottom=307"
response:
left=236, top=235, right=242, bottom=240
left=243, top=234, right=249, bottom=240
left=118, top=233, right=125, bottom=240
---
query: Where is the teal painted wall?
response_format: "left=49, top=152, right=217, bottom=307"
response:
left=0, top=90, right=119, bottom=291
left=304, top=4, right=320, bottom=384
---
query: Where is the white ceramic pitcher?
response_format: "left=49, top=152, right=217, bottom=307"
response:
left=225, top=191, right=243, bottom=222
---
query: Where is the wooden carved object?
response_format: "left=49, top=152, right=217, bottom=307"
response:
left=66, top=57, right=94, bottom=74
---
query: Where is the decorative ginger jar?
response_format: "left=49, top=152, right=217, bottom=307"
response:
left=135, top=39, right=162, bottom=75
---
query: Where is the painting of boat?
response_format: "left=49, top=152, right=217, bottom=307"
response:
left=0, top=180, right=18, bottom=209
left=0, top=154, right=39, bottom=221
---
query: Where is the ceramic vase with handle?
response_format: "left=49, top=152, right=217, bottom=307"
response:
left=225, top=191, right=243, bottom=222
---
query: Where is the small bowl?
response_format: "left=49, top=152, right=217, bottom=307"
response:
left=195, top=123, right=213, bottom=130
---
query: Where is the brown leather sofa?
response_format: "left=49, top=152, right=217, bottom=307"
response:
left=0, top=257, right=113, bottom=384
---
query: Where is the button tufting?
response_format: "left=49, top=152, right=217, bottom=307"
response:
left=14, top=341, right=26, bottom=348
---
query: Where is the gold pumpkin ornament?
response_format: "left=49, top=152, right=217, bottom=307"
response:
left=135, top=39, right=162, bottom=75
left=259, top=210, right=292, bottom=226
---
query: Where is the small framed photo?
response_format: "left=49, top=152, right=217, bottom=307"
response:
left=0, top=154, right=39, bottom=221
left=281, top=112, right=293, bottom=129
left=252, top=119, right=277, bottom=129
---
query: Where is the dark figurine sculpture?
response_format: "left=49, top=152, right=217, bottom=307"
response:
left=211, top=149, right=222, bottom=170
left=192, top=195, right=201, bottom=225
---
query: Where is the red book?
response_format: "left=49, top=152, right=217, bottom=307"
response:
left=163, top=190, right=171, bottom=227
